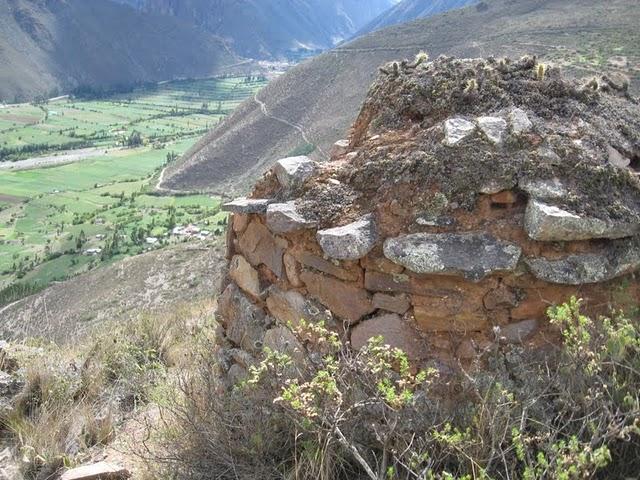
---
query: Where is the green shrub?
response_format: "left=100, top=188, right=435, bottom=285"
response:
left=156, top=298, right=640, bottom=479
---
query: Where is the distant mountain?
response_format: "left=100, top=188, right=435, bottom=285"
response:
left=0, top=0, right=238, bottom=102
left=358, top=0, right=478, bottom=34
left=160, top=0, right=640, bottom=194
left=111, top=0, right=396, bottom=59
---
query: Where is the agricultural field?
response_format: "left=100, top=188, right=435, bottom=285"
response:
left=0, top=76, right=266, bottom=161
left=0, top=77, right=267, bottom=305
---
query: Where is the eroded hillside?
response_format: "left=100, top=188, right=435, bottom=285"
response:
left=161, top=0, right=640, bottom=195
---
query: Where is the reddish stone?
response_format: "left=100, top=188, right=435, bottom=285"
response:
left=483, top=284, right=520, bottom=310
left=413, top=306, right=488, bottom=332
left=372, top=292, right=411, bottom=314
left=411, top=292, right=469, bottom=317
left=229, top=255, right=262, bottom=298
left=238, top=220, right=285, bottom=278
left=490, top=191, right=519, bottom=205
left=361, top=255, right=405, bottom=274
left=350, top=313, right=428, bottom=360
left=300, top=270, right=374, bottom=323
left=233, top=213, right=250, bottom=233
left=283, top=252, right=303, bottom=287
left=365, top=270, right=494, bottom=299
left=295, top=250, right=361, bottom=282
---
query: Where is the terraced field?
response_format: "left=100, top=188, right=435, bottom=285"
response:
left=0, top=77, right=267, bottom=304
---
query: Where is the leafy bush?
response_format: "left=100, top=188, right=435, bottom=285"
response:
left=156, top=298, right=640, bottom=479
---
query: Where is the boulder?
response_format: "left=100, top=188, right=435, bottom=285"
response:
left=524, top=199, right=640, bottom=241
left=273, top=156, right=316, bottom=189
left=60, top=462, right=130, bottom=480
left=443, top=117, right=475, bottom=146
left=229, top=255, right=262, bottom=298
left=217, top=283, right=272, bottom=353
left=316, top=215, right=378, bottom=260
left=266, top=201, right=317, bottom=233
left=300, top=270, right=375, bottom=323
left=509, top=107, right=533, bottom=134
left=383, top=232, right=522, bottom=281
left=350, top=313, right=428, bottom=360
left=477, top=116, right=507, bottom=144
left=222, top=197, right=271, bottom=214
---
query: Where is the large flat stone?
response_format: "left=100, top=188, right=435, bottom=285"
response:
left=300, top=270, right=375, bottom=323
left=217, top=283, right=272, bottom=353
left=229, top=255, right=262, bottom=298
left=525, top=238, right=640, bottom=285
left=222, top=197, right=271, bottom=214
left=60, top=462, right=130, bottom=480
left=372, top=292, right=411, bottom=314
left=443, top=117, right=476, bottom=146
left=317, top=215, right=378, bottom=260
left=238, top=220, right=285, bottom=278
left=350, top=313, right=428, bottom=360
left=273, top=156, right=316, bottom=189
left=266, top=287, right=331, bottom=328
left=295, top=250, right=361, bottom=282
left=383, top=233, right=521, bottom=281
left=266, top=201, right=317, bottom=233
left=525, top=199, right=640, bottom=241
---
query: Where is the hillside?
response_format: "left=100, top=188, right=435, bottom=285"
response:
left=0, top=241, right=224, bottom=343
left=0, top=0, right=238, bottom=102
left=160, top=0, right=640, bottom=195
left=111, top=0, right=395, bottom=59
left=357, top=0, right=477, bottom=35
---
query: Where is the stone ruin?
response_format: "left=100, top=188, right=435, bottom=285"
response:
left=215, top=55, right=640, bottom=382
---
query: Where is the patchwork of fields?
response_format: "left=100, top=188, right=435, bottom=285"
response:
left=0, top=77, right=267, bottom=304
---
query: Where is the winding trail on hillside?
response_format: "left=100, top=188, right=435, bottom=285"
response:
left=253, top=92, right=328, bottom=160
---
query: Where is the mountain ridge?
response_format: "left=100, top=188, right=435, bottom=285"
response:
left=160, top=0, right=640, bottom=195
left=0, top=0, right=239, bottom=102
left=111, top=0, right=396, bottom=59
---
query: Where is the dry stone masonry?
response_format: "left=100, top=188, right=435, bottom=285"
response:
left=215, top=55, right=640, bottom=380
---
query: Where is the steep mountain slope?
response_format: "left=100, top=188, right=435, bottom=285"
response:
left=111, top=0, right=395, bottom=59
left=160, top=0, right=640, bottom=195
left=358, top=0, right=477, bottom=34
left=0, top=0, right=238, bottom=102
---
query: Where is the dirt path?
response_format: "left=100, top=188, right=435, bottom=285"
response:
left=0, top=147, right=122, bottom=171
left=253, top=92, right=328, bottom=160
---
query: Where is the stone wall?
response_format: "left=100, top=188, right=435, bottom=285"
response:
left=213, top=56, right=640, bottom=382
